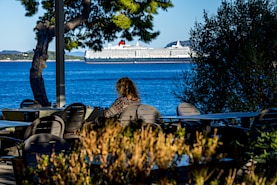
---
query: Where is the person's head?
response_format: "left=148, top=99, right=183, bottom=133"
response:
left=116, top=77, right=140, bottom=99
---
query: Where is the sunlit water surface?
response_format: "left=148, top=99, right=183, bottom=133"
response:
left=0, top=61, right=191, bottom=116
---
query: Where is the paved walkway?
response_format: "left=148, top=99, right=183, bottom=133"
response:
left=0, top=162, right=16, bottom=185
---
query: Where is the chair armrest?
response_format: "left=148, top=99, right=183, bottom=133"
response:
left=0, top=136, right=24, bottom=158
left=0, top=136, right=23, bottom=145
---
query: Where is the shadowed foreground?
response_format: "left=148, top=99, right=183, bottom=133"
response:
left=0, top=162, right=16, bottom=185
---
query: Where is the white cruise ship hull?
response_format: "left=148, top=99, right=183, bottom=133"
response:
left=85, top=57, right=192, bottom=64
left=84, top=44, right=193, bottom=64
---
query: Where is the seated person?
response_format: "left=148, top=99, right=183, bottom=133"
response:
left=86, top=77, right=141, bottom=126
left=104, top=77, right=141, bottom=118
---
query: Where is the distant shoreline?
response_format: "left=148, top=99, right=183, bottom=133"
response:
left=0, top=59, right=83, bottom=62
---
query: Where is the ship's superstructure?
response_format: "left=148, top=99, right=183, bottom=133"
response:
left=84, top=40, right=193, bottom=64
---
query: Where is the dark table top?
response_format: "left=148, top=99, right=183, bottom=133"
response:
left=0, top=120, right=32, bottom=129
left=1, top=107, right=64, bottom=112
left=160, top=112, right=259, bottom=121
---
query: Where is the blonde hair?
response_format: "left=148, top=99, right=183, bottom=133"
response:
left=116, top=77, right=140, bottom=99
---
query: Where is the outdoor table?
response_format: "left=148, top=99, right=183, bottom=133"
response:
left=0, top=120, right=32, bottom=129
left=0, top=120, right=32, bottom=139
left=1, top=107, right=93, bottom=122
left=1, top=107, right=64, bottom=122
left=152, top=154, right=234, bottom=169
left=160, top=112, right=260, bottom=128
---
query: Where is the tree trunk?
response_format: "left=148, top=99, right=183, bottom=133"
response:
left=29, top=1, right=90, bottom=106
left=30, top=21, right=54, bottom=107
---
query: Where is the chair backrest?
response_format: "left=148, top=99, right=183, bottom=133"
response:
left=61, top=103, right=87, bottom=137
left=85, top=107, right=104, bottom=123
left=24, top=115, right=65, bottom=139
left=20, top=99, right=42, bottom=109
left=120, top=104, right=141, bottom=127
left=177, top=102, right=200, bottom=116
left=119, top=104, right=162, bottom=127
left=252, top=108, right=277, bottom=130
left=136, top=104, right=162, bottom=124
left=23, top=133, right=70, bottom=168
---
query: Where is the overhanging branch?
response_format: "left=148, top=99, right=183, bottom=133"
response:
left=64, top=0, right=91, bottom=33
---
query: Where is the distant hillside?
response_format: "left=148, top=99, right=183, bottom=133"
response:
left=0, top=50, right=83, bottom=61
left=0, top=50, right=22, bottom=55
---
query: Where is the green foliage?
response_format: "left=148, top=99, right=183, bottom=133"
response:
left=248, top=130, right=277, bottom=178
left=112, top=13, right=132, bottom=29
left=18, top=0, right=173, bottom=51
left=175, top=0, right=277, bottom=113
left=19, top=0, right=39, bottom=16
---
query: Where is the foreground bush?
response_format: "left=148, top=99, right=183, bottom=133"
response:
left=24, top=120, right=277, bottom=184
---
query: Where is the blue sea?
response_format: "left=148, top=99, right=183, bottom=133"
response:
left=0, top=61, right=191, bottom=116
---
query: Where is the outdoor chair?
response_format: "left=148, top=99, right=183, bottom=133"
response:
left=219, top=108, right=277, bottom=160
left=119, top=104, right=140, bottom=127
left=0, top=115, right=65, bottom=163
left=13, top=133, right=71, bottom=185
left=176, top=102, right=201, bottom=124
left=60, top=103, right=87, bottom=141
left=224, top=108, right=277, bottom=178
left=119, top=104, right=162, bottom=130
left=136, top=104, right=162, bottom=124
left=84, top=107, right=105, bottom=128
left=24, top=115, right=65, bottom=139
left=252, top=108, right=277, bottom=131
left=20, top=99, right=42, bottom=109
left=176, top=102, right=200, bottom=116
left=175, top=103, right=203, bottom=142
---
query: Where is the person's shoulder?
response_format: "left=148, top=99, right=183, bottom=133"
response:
left=133, top=97, right=141, bottom=102
left=115, top=96, right=128, bottom=103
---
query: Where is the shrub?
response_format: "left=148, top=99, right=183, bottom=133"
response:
left=24, top=120, right=277, bottom=184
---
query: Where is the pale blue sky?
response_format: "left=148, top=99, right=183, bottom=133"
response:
left=0, top=0, right=223, bottom=52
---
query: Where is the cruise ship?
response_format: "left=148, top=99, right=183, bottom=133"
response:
left=84, top=40, right=193, bottom=64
